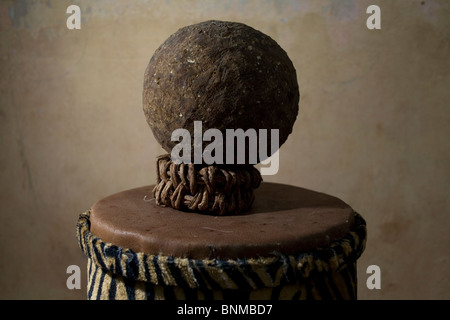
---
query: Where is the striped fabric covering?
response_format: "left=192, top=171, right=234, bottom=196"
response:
left=77, top=211, right=366, bottom=300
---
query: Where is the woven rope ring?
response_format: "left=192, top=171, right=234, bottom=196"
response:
left=152, top=154, right=263, bottom=215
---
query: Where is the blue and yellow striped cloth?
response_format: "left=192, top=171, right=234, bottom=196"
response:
left=77, top=211, right=366, bottom=300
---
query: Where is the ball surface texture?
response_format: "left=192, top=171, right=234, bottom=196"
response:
left=143, top=20, right=299, bottom=164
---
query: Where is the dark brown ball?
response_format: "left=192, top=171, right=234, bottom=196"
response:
left=143, top=20, right=299, bottom=165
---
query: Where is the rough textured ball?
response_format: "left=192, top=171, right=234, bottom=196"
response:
left=143, top=20, right=300, bottom=164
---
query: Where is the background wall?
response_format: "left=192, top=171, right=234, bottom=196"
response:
left=1, top=0, right=449, bottom=300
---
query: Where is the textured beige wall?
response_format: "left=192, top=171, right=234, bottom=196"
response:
left=1, top=0, right=449, bottom=299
